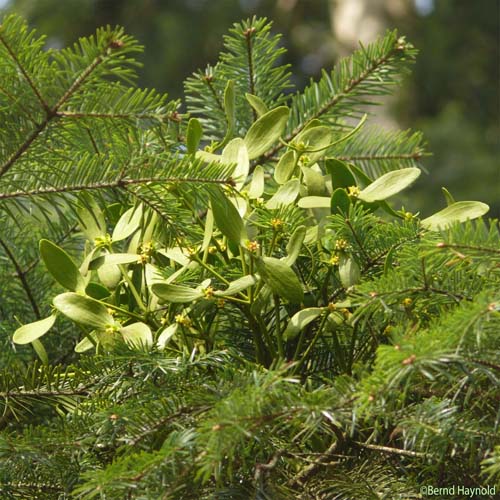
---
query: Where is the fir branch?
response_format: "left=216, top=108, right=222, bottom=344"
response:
left=0, top=120, right=49, bottom=179
left=0, top=39, right=114, bottom=179
left=126, top=406, right=204, bottom=447
left=288, top=440, right=340, bottom=487
left=354, top=441, right=428, bottom=458
left=203, top=73, right=225, bottom=114
left=260, top=32, right=415, bottom=163
left=0, top=388, right=89, bottom=399
left=0, top=237, right=40, bottom=318
left=336, top=152, right=424, bottom=162
left=244, top=26, right=257, bottom=120
left=0, top=82, right=37, bottom=120
left=0, top=175, right=233, bottom=201
left=0, top=29, right=49, bottom=112
left=56, top=111, right=169, bottom=121
left=437, top=242, right=500, bottom=255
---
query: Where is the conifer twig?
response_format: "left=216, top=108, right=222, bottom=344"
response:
left=0, top=237, right=40, bottom=318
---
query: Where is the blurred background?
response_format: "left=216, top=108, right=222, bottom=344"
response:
left=0, top=0, right=498, bottom=216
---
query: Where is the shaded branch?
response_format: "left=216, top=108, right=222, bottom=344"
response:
left=0, top=237, right=40, bottom=318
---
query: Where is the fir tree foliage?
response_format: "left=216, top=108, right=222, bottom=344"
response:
left=0, top=14, right=498, bottom=499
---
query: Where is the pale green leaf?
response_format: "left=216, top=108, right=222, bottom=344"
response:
left=158, top=247, right=191, bottom=266
left=283, top=308, right=324, bottom=340
left=302, top=166, right=326, bottom=196
left=222, top=138, right=249, bottom=190
left=298, top=196, right=331, bottom=208
left=97, top=264, right=122, bottom=289
left=53, top=293, right=114, bottom=328
left=339, top=256, right=361, bottom=288
left=358, top=168, right=421, bottom=203
left=247, top=165, right=265, bottom=199
left=120, top=322, right=153, bottom=348
left=283, top=225, right=306, bottom=266
left=112, top=205, right=143, bottom=242
left=294, top=125, right=334, bottom=162
left=157, top=323, right=178, bottom=349
left=266, top=179, right=300, bottom=209
left=209, top=186, right=246, bottom=244
left=13, top=314, right=57, bottom=345
left=245, top=93, right=268, bottom=117
left=89, top=253, right=139, bottom=269
left=202, top=209, right=214, bottom=251
left=224, top=80, right=236, bottom=132
left=257, top=257, right=303, bottom=303
left=77, top=195, right=106, bottom=240
left=274, top=150, right=296, bottom=184
left=196, top=150, right=221, bottom=163
left=214, top=275, right=258, bottom=297
left=244, top=106, right=289, bottom=160
left=441, top=187, right=456, bottom=206
left=186, top=117, right=203, bottom=154
left=421, top=201, right=490, bottom=230
left=75, top=333, right=97, bottom=353
left=40, top=239, right=86, bottom=293
left=32, top=339, right=48, bottom=365
left=151, top=283, right=204, bottom=303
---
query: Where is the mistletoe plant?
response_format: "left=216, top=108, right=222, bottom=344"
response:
left=10, top=23, right=488, bottom=368
left=1, top=14, right=499, bottom=499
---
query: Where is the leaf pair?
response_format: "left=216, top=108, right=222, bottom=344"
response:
left=54, top=293, right=152, bottom=350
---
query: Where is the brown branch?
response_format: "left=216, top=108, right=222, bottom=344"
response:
left=0, top=31, right=49, bottom=112
left=0, top=42, right=111, bottom=179
left=370, top=286, right=470, bottom=303
left=244, top=27, right=257, bottom=121
left=354, top=441, right=428, bottom=458
left=0, top=120, right=51, bottom=178
left=287, top=440, right=339, bottom=487
left=0, top=482, right=63, bottom=493
left=127, top=406, right=204, bottom=447
left=254, top=450, right=283, bottom=483
left=0, top=237, right=40, bottom=318
left=52, top=54, right=105, bottom=111
left=0, top=175, right=233, bottom=201
left=0, top=83, right=38, bottom=120
left=0, top=388, right=89, bottom=398
left=345, top=217, right=370, bottom=262
left=335, top=152, right=424, bottom=162
left=464, top=357, right=500, bottom=372
left=85, top=127, right=100, bottom=154
left=56, top=111, right=166, bottom=121
left=437, top=243, right=500, bottom=255
left=203, top=75, right=225, bottom=113
left=266, top=152, right=426, bottom=164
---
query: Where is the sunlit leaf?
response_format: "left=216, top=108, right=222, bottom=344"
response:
left=421, top=201, right=489, bottom=230
left=53, top=293, right=114, bottom=328
left=13, top=314, right=57, bottom=345
left=358, top=168, right=421, bottom=202
left=244, top=106, right=289, bottom=160
left=151, top=283, right=204, bottom=303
